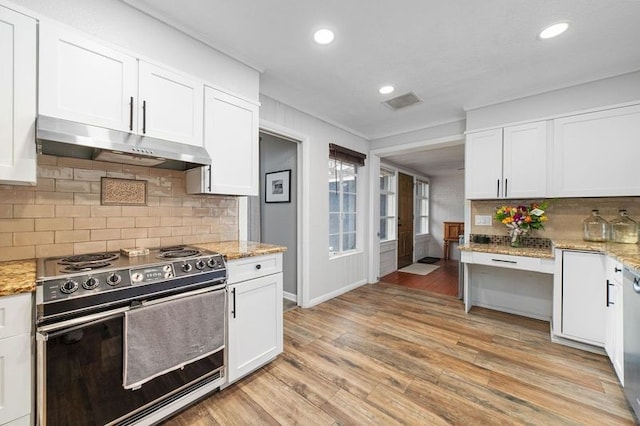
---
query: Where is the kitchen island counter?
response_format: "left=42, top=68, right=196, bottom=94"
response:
left=195, top=240, right=287, bottom=260
left=0, top=259, right=36, bottom=296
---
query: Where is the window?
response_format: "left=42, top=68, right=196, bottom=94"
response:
left=416, top=180, right=429, bottom=234
left=329, top=159, right=358, bottom=254
left=379, top=168, right=396, bottom=242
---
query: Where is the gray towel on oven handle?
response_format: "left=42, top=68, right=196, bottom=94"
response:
left=123, top=290, right=225, bottom=390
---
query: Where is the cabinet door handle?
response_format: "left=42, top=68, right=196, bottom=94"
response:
left=491, top=258, right=517, bottom=264
left=496, top=179, right=500, bottom=198
left=129, top=96, right=134, bottom=131
left=255, top=264, right=262, bottom=270
left=207, top=165, right=212, bottom=192
left=142, top=100, right=147, bottom=134
left=231, top=287, right=236, bottom=318
left=606, top=280, right=614, bottom=307
left=504, top=178, right=508, bottom=197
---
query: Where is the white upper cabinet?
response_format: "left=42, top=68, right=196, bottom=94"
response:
left=186, top=87, right=259, bottom=196
left=138, top=61, right=203, bottom=147
left=39, top=23, right=137, bottom=132
left=466, top=121, right=548, bottom=199
left=465, top=128, right=503, bottom=199
left=0, top=6, right=37, bottom=185
left=551, top=104, right=640, bottom=197
left=39, top=22, right=204, bottom=146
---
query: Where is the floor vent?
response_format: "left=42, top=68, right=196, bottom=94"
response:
left=383, top=92, right=422, bottom=110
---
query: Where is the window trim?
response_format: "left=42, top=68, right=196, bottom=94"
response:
left=415, top=179, right=430, bottom=236
left=379, top=167, right=396, bottom=242
left=329, top=158, right=359, bottom=256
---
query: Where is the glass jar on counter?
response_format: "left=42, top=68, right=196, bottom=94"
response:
left=583, top=209, right=610, bottom=242
left=610, top=209, right=638, bottom=244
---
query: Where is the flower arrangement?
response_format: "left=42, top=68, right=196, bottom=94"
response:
left=494, top=201, right=548, bottom=247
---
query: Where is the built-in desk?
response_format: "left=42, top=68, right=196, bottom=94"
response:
left=460, top=244, right=554, bottom=320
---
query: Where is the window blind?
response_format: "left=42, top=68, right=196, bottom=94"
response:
left=329, top=143, right=366, bottom=166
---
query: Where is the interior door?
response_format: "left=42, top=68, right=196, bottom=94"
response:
left=397, top=173, right=414, bottom=269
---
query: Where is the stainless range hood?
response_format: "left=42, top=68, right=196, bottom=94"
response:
left=36, top=116, right=211, bottom=170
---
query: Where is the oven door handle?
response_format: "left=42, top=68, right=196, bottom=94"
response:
left=37, top=310, right=126, bottom=340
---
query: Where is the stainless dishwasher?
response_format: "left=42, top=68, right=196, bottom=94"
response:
left=623, top=266, right=640, bottom=421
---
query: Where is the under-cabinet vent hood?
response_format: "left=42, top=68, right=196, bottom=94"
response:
left=36, top=116, right=211, bottom=170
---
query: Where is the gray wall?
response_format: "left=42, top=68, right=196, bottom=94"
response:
left=259, top=133, right=297, bottom=296
left=428, top=171, right=465, bottom=260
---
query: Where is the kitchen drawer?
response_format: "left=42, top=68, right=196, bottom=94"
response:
left=466, top=251, right=551, bottom=273
left=227, top=254, right=283, bottom=284
left=0, top=293, right=32, bottom=340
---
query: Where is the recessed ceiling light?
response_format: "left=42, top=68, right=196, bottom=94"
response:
left=539, top=22, right=569, bottom=39
left=379, top=85, right=395, bottom=95
left=314, top=29, right=335, bottom=45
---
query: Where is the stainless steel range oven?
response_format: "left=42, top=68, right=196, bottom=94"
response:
left=35, top=246, right=227, bottom=426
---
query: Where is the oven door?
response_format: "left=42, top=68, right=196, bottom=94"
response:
left=36, top=286, right=226, bottom=426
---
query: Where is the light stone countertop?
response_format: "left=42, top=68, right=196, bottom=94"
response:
left=459, top=243, right=554, bottom=259
left=460, top=239, right=640, bottom=270
left=0, top=241, right=287, bottom=297
left=194, top=240, right=287, bottom=260
left=0, top=259, right=36, bottom=296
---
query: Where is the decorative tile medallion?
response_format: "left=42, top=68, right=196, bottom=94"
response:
left=100, top=177, right=147, bottom=206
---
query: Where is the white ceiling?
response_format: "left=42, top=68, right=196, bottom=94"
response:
left=122, top=0, right=640, bottom=174
left=382, top=142, right=465, bottom=177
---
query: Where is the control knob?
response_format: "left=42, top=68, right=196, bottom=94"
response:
left=82, top=277, right=99, bottom=290
left=60, top=279, right=79, bottom=294
left=207, top=257, right=218, bottom=268
left=195, top=260, right=206, bottom=270
left=106, top=273, right=122, bottom=286
left=182, top=263, right=192, bottom=272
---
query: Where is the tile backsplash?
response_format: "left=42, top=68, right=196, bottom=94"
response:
left=0, top=155, right=238, bottom=261
left=471, top=197, right=640, bottom=241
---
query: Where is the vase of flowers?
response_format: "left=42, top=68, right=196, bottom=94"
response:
left=494, top=202, right=548, bottom=247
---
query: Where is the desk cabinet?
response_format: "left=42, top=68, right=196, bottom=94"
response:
left=443, top=222, right=464, bottom=260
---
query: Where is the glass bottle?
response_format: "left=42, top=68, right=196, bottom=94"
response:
left=610, top=209, right=638, bottom=244
left=582, top=209, right=609, bottom=242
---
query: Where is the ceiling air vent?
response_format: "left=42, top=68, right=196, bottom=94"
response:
left=383, top=92, right=422, bottom=110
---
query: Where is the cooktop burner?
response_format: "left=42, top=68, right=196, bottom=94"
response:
left=158, top=249, right=201, bottom=259
left=159, top=245, right=186, bottom=252
left=60, top=261, right=112, bottom=273
left=59, top=253, right=119, bottom=264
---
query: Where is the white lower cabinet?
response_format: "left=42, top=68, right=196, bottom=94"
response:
left=0, top=293, right=32, bottom=425
left=560, top=250, right=606, bottom=346
left=226, top=254, right=283, bottom=385
left=605, top=256, right=624, bottom=384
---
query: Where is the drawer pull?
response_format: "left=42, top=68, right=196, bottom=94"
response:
left=255, top=264, right=262, bottom=270
left=615, top=267, right=622, bottom=273
left=491, top=258, right=517, bottom=264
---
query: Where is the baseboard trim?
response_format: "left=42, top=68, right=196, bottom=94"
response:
left=305, top=279, right=368, bottom=308
left=283, top=291, right=297, bottom=302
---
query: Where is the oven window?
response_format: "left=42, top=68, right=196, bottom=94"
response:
left=44, top=316, right=224, bottom=425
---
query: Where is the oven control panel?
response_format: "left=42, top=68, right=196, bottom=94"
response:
left=130, top=264, right=175, bottom=284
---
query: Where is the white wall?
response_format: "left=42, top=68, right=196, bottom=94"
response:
left=428, top=171, right=465, bottom=260
left=260, top=95, right=370, bottom=306
left=466, top=70, right=640, bottom=131
left=9, top=0, right=259, bottom=100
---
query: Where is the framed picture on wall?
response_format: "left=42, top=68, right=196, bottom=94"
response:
left=265, top=169, right=291, bottom=203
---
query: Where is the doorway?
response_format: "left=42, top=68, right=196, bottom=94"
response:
left=249, top=132, right=298, bottom=306
left=397, top=172, right=414, bottom=269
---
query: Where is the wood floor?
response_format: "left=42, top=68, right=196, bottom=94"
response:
left=164, top=283, right=635, bottom=425
left=381, top=259, right=459, bottom=297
